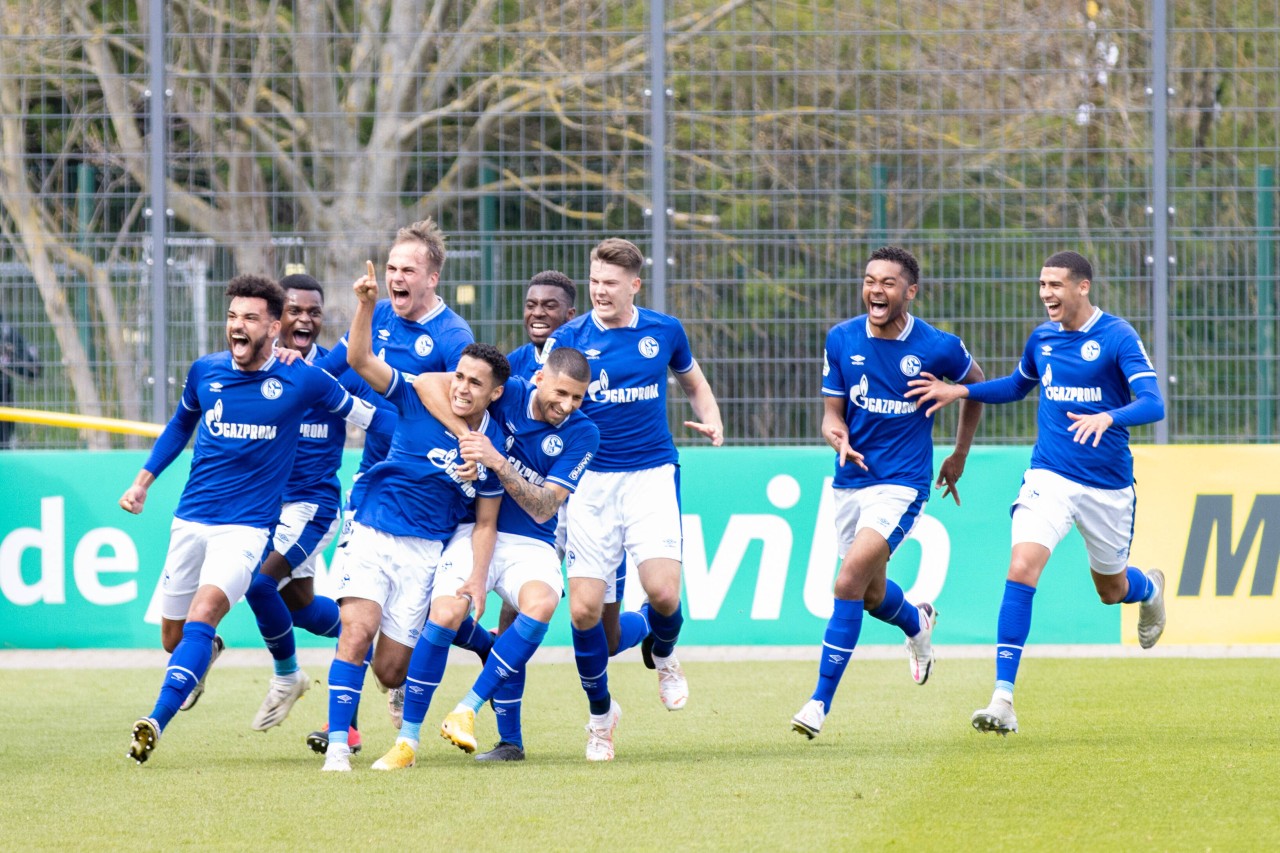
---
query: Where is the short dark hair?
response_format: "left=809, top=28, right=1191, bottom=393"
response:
left=867, top=246, right=920, bottom=286
left=461, top=342, right=511, bottom=387
left=226, top=274, right=286, bottom=320
left=1043, top=251, right=1093, bottom=282
left=591, top=238, right=645, bottom=277
left=280, top=273, right=324, bottom=301
left=544, top=346, right=591, bottom=383
left=528, top=270, right=576, bottom=305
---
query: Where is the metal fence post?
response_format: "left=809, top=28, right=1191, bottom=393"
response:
left=648, top=0, right=668, bottom=313
left=1150, top=0, right=1170, bottom=444
left=1259, top=165, right=1276, bottom=441
left=146, top=0, right=169, bottom=423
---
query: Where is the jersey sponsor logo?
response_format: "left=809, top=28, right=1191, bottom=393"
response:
left=1040, top=363, right=1103, bottom=402
left=203, top=399, right=279, bottom=440
left=504, top=434, right=516, bottom=452
left=1081, top=340, right=1101, bottom=361
left=426, top=446, right=482, bottom=497
left=541, top=435, right=564, bottom=456
left=261, top=378, right=283, bottom=400
left=506, top=455, right=547, bottom=487
left=848, top=375, right=917, bottom=416
left=299, top=423, right=330, bottom=439
left=638, top=336, right=660, bottom=358
left=569, top=452, right=592, bottom=481
left=415, top=335, right=434, bottom=357
left=899, top=355, right=921, bottom=377
left=588, top=369, right=660, bottom=404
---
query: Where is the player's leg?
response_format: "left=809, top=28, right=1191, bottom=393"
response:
left=610, top=557, right=651, bottom=658
left=476, top=603, right=523, bottom=759
left=443, top=538, right=560, bottom=756
left=623, top=464, right=687, bottom=709
left=569, top=577, right=619, bottom=761
left=369, top=535, right=451, bottom=769
left=322, top=522, right=408, bottom=770
left=130, top=522, right=262, bottom=764
left=791, top=517, right=888, bottom=739
left=853, top=486, right=935, bottom=685
left=1077, top=484, right=1166, bottom=648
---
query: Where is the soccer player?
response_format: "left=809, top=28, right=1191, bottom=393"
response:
left=320, top=270, right=508, bottom=772
left=506, top=269, right=577, bottom=378
left=790, top=246, right=985, bottom=740
left=119, top=275, right=386, bottom=765
left=545, top=237, right=724, bottom=761
left=907, top=250, right=1167, bottom=736
left=300, top=219, right=490, bottom=754
left=366, top=346, right=600, bottom=769
left=243, top=273, right=390, bottom=732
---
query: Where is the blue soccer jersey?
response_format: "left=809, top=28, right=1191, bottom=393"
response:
left=317, top=298, right=474, bottom=478
left=545, top=308, right=694, bottom=472
left=279, top=343, right=348, bottom=509
left=145, top=353, right=361, bottom=527
left=354, top=369, right=506, bottom=541
left=488, top=377, right=599, bottom=543
left=1016, top=308, right=1158, bottom=489
left=506, top=342, right=544, bottom=381
left=822, top=313, right=973, bottom=494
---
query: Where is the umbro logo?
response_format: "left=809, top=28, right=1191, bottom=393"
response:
left=584, top=349, right=602, bottom=359
left=998, top=650, right=1015, bottom=660
left=408, top=685, right=425, bottom=695
left=209, top=382, right=224, bottom=393
left=337, top=694, right=354, bottom=704
left=850, top=355, right=866, bottom=366
left=377, top=329, right=391, bottom=340
left=1041, top=345, right=1052, bottom=356
left=827, top=653, right=845, bottom=665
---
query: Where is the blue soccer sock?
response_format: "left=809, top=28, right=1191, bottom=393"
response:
left=399, top=621, right=455, bottom=737
left=149, top=621, right=218, bottom=730
left=811, top=598, right=862, bottom=711
left=466, top=614, right=548, bottom=710
left=290, top=596, right=341, bottom=638
left=326, top=658, right=365, bottom=748
left=452, top=615, right=495, bottom=661
left=572, top=623, right=612, bottom=715
left=1121, top=567, right=1154, bottom=604
left=492, top=666, right=526, bottom=749
left=647, top=601, right=684, bottom=658
left=244, top=571, right=297, bottom=672
left=613, top=608, right=651, bottom=656
left=994, top=580, right=1037, bottom=699
left=867, top=579, right=922, bottom=638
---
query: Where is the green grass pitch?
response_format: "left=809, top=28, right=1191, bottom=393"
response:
left=1, top=657, right=1277, bottom=851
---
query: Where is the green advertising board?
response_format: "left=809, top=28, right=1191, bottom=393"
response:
left=0, top=448, right=1116, bottom=649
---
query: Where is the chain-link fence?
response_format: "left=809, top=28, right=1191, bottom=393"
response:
left=1, top=1, right=1276, bottom=449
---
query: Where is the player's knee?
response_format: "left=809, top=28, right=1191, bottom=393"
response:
left=428, top=597, right=468, bottom=630
left=372, top=657, right=407, bottom=690
left=569, top=601, right=601, bottom=630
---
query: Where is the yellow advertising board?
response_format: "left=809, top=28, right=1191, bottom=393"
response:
left=1130, top=446, right=1280, bottom=644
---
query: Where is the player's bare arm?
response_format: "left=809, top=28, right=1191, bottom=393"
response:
left=346, top=260, right=393, bottom=394
left=412, top=372, right=471, bottom=437
left=458, top=431, right=569, bottom=524
left=935, top=361, right=986, bottom=505
left=905, top=370, right=969, bottom=416
left=675, top=360, right=725, bottom=446
left=118, top=470, right=156, bottom=514
left=458, top=495, right=501, bottom=621
left=822, top=394, right=867, bottom=471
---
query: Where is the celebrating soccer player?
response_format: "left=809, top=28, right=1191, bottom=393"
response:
left=791, top=246, right=985, bottom=740
left=545, top=237, right=724, bottom=761
left=907, top=250, right=1166, bottom=735
left=119, top=275, right=388, bottom=765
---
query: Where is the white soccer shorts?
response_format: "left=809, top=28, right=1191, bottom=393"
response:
left=431, top=523, right=564, bottom=611
left=160, top=518, right=269, bottom=620
left=333, top=521, right=442, bottom=647
left=564, top=465, right=682, bottom=585
left=832, top=483, right=927, bottom=558
left=1010, top=467, right=1136, bottom=575
left=270, top=500, right=339, bottom=580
